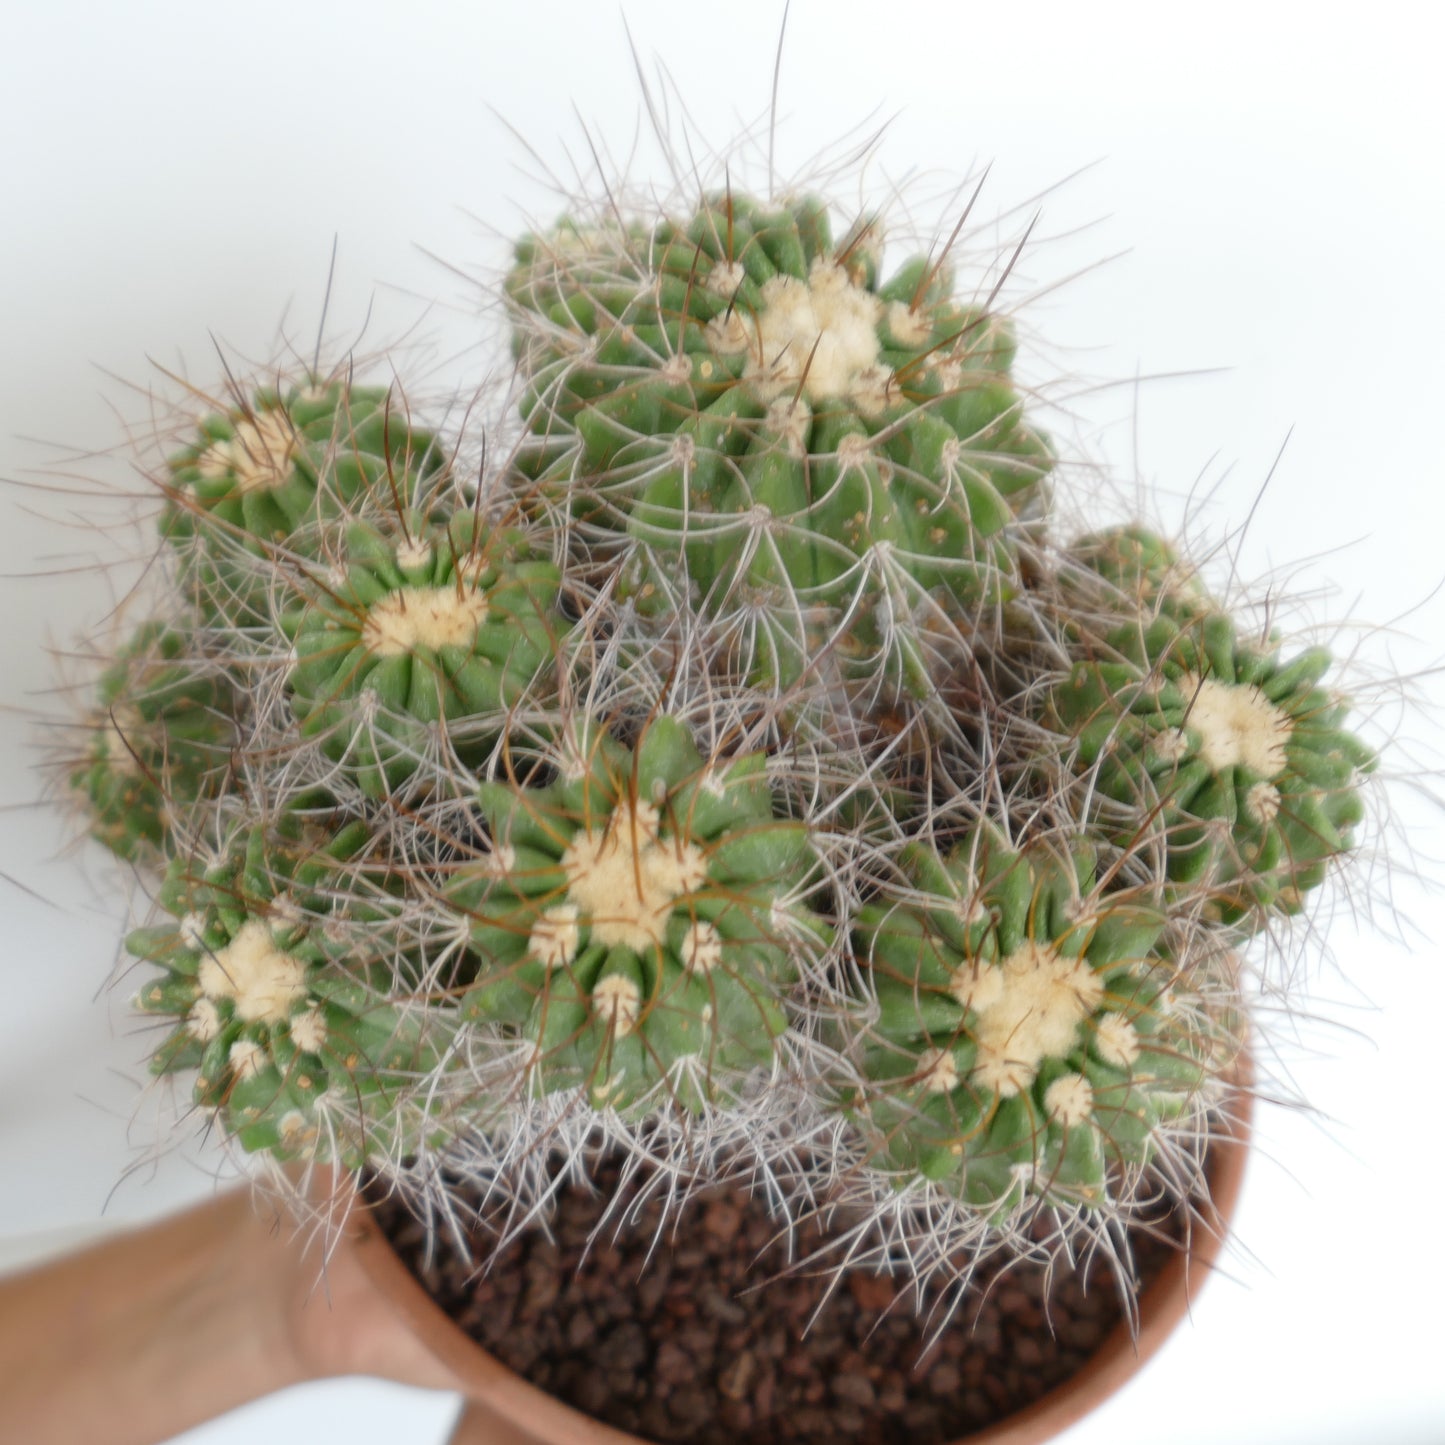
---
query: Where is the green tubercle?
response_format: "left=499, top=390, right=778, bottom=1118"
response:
left=1049, top=607, right=1375, bottom=923
left=448, top=715, right=823, bottom=1112
left=287, top=514, right=564, bottom=796
left=507, top=194, right=1052, bottom=695
left=850, top=826, right=1234, bottom=1211
left=128, top=815, right=452, bottom=1164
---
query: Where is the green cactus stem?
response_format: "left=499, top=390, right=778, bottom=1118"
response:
left=448, top=715, right=822, bottom=1112
left=850, top=827, right=1237, bottom=1212
left=1050, top=606, right=1375, bottom=923
left=507, top=194, right=1052, bottom=695
left=287, top=514, right=564, bottom=796
left=162, top=379, right=446, bottom=624
left=128, top=815, right=451, bottom=1163
left=70, top=621, right=236, bottom=865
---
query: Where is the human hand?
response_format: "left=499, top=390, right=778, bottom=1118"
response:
left=0, top=1172, right=460, bottom=1445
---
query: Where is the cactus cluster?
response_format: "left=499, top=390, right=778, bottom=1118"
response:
left=61, top=170, right=1375, bottom=1314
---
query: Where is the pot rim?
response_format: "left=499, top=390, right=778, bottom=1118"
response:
left=354, top=1083, right=1253, bottom=1445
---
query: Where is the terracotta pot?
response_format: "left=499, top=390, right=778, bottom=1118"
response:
left=353, top=1089, right=1252, bottom=1445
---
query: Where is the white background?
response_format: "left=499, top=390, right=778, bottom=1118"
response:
left=3, top=3, right=1443, bottom=1442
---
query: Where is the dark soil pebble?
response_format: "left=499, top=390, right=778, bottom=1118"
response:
left=370, top=1158, right=1190, bottom=1445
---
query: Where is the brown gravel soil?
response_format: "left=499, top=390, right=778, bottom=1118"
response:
left=370, top=1158, right=1192, bottom=1445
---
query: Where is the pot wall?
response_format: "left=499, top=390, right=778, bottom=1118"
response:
left=355, top=1089, right=1252, bottom=1445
